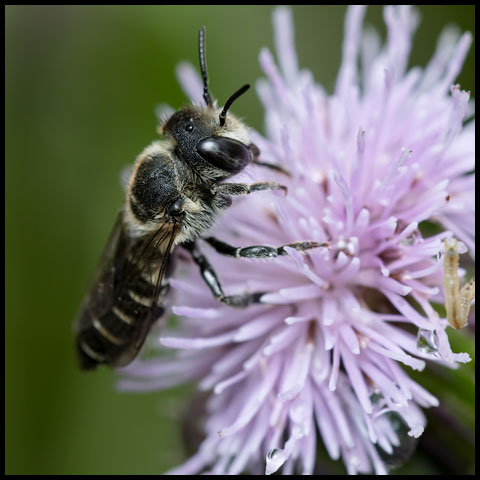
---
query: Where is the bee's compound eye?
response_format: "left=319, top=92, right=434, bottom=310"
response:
left=196, top=136, right=251, bottom=173
left=166, top=198, right=183, bottom=217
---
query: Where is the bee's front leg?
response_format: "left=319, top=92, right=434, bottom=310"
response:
left=248, top=143, right=291, bottom=177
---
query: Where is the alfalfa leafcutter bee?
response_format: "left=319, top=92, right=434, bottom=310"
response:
left=74, top=27, right=324, bottom=370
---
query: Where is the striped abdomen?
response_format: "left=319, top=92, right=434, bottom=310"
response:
left=76, top=252, right=170, bottom=370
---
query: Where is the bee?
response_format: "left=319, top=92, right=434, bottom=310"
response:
left=74, top=27, right=323, bottom=370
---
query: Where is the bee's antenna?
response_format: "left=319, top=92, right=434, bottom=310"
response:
left=199, top=26, right=213, bottom=108
left=219, top=84, right=250, bottom=127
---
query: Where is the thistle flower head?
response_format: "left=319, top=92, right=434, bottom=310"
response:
left=120, top=6, right=474, bottom=475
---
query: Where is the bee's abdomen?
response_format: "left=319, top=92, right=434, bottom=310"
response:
left=77, top=282, right=168, bottom=370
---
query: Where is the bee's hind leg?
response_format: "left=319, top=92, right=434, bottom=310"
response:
left=181, top=241, right=267, bottom=308
left=182, top=237, right=328, bottom=308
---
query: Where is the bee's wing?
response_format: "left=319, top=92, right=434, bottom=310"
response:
left=74, top=209, right=181, bottom=367
left=112, top=219, right=181, bottom=366
left=73, top=212, right=128, bottom=334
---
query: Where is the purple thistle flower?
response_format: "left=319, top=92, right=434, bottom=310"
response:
left=119, top=6, right=474, bottom=475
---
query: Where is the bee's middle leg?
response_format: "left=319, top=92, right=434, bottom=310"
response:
left=211, top=181, right=288, bottom=196
left=204, top=236, right=326, bottom=258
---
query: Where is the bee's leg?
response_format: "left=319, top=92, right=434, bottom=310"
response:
left=182, top=241, right=267, bottom=308
left=252, top=160, right=292, bottom=176
left=249, top=144, right=291, bottom=176
left=204, top=236, right=327, bottom=259
left=212, top=181, right=288, bottom=196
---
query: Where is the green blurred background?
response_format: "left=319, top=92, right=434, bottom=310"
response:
left=5, top=5, right=475, bottom=475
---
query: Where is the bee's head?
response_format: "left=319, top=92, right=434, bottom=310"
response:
left=162, top=27, right=254, bottom=180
